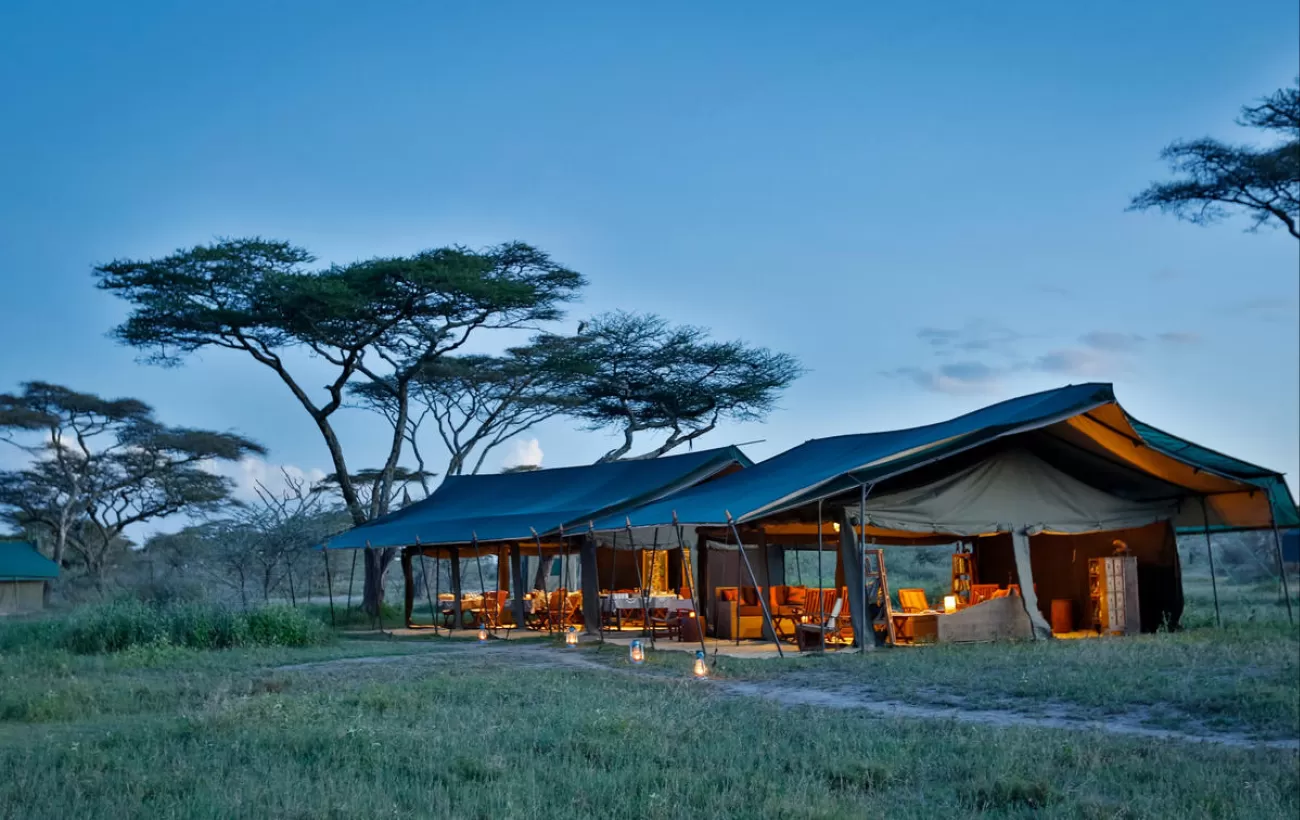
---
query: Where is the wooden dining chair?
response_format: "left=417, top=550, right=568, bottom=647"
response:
left=898, top=588, right=929, bottom=613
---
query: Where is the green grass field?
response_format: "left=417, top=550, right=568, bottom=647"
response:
left=0, top=573, right=1295, bottom=819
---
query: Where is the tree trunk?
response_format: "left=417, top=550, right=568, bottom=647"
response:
left=361, top=547, right=398, bottom=616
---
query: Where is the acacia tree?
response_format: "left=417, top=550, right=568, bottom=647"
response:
left=1130, top=80, right=1300, bottom=239
left=95, top=238, right=583, bottom=613
left=0, top=382, right=263, bottom=594
left=351, top=335, right=588, bottom=481
left=555, top=312, right=802, bottom=462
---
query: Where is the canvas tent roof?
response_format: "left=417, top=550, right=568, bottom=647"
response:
left=323, top=446, right=751, bottom=550
left=594, top=383, right=1281, bottom=534
left=0, top=541, right=59, bottom=580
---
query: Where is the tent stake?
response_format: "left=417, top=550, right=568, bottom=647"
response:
left=322, top=547, right=336, bottom=627
left=1270, top=521, right=1294, bottom=625
left=1199, top=497, right=1222, bottom=628
left=674, top=514, right=709, bottom=659
left=727, top=512, right=784, bottom=658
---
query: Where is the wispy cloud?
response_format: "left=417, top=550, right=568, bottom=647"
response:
left=1031, top=348, right=1114, bottom=378
left=207, top=457, right=328, bottom=502
left=1080, top=331, right=1144, bottom=352
left=1157, top=331, right=1200, bottom=345
left=884, top=361, right=1003, bottom=395
left=915, top=321, right=1028, bottom=356
left=502, top=438, right=544, bottom=470
left=1224, top=298, right=1297, bottom=324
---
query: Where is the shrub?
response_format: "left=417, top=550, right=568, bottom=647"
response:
left=0, top=600, right=330, bottom=655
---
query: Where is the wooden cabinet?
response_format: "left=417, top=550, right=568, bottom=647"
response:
left=1089, top=556, right=1140, bottom=636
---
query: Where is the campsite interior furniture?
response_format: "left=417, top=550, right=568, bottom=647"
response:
left=678, top=611, right=704, bottom=643
left=795, top=597, right=844, bottom=651
left=969, top=584, right=1001, bottom=605
left=898, top=588, right=930, bottom=614
left=951, top=552, right=975, bottom=604
left=715, top=587, right=766, bottom=640
left=1089, top=556, right=1140, bottom=635
left=864, top=548, right=897, bottom=646
left=1050, top=598, right=1074, bottom=634
left=891, top=612, right=939, bottom=644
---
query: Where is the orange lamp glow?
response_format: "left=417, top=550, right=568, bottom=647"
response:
left=943, top=595, right=958, bottom=614
left=629, top=639, right=645, bottom=665
left=565, top=626, right=579, bottom=647
left=692, top=650, right=708, bottom=679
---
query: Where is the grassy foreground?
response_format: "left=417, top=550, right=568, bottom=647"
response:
left=1, top=637, right=1296, bottom=819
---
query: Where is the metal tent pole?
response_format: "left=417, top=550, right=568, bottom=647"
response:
left=530, top=527, right=549, bottom=634
left=626, top=519, right=654, bottom=643
left=433, top=548, right=443, bottom=633
left=471, top=533, right=490, bottom=635
left=606, top=529, right=619, bottom=634
left=858, top=483, right=868, bottom=651
left=417, top=539, right=438, bottom=632
left=322, top=548, right=336, bottom=627
left=674, top=514, right=709, bottom=659
left=817, top=499, right=826, bottom=649
left=345, top=549, right=357, bottom=611
left=726, top=512, right=784, bottom=658
left=1270, top=520, right=1294, bottom=625
left=1199, top=497, right=1222, bottom=628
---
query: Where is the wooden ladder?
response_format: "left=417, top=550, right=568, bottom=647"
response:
left=863, top=548, right=897, bottom=646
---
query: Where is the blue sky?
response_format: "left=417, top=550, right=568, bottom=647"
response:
left=1, top=1, right=1296, bottom=518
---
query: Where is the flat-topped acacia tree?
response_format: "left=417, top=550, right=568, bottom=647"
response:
left=95, top=238, right=584, bottom=614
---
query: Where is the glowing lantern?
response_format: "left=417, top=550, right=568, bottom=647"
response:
left=629, top=639, right=645, bottom=665
left=478, top=623, right=489, bottom=643
left=943, top=595, right=958, bottom=614
left=565, top=626, right=579, bottom=647
left=692, top=650, right=708, bottom=679
left=832, top=521, right=841, bottom=533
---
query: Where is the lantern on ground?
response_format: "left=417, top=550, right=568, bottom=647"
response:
left=565, top=626, right=579, bottom=647
left=629, top=639, right=645, bottom=665
left=478, top=623, right=489, bottom=643
left=943, top=595, right=958, bottom=614
left=692, top=650, right=708, bottom=679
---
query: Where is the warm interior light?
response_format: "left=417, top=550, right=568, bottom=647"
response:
left=565, top=626, right=579, bottom=646
left=629, top=639, right=645, bottom=665
left=832, top=522, right=841, bottom=533
left=943, top=595, right=958, bottom=614
left=692, top=650, right=708, bottom=679
left=478, top=623, right=489, bottom=642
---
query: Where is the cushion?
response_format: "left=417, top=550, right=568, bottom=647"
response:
left=737, top=605, right=763, bottom=617
left=786, top=586, right=807, bottom=606
left=719, top=589, right=738, bottom=602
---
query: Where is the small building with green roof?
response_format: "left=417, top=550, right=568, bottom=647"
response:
left=0, top=541, right=59, bottom=614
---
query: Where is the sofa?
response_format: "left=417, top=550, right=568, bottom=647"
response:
left=714, top=586, right=766, bottom=640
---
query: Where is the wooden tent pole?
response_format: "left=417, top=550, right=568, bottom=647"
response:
left=606, top=529, right=619, bottom=633
left=1199, top=497, right=1222, bottom=628
left=558, top=527, right=569, bottom=633
left=674, top=514, right=709, bottom=659
left=726, top=513, right=784, bottom=658
left=646, top=527, right=660, bottom=649
left=858, top=483, right=868, bottom=652
left=322, top=547, right=336, bottom=627
left=1270, top=520, right=1294, bottom=625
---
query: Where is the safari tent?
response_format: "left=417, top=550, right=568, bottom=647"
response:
left=322, top=446, right=751, bottom=631
left=592, top=383, right=1296, bottom=646
left=0, top=541, right=59, bottom=615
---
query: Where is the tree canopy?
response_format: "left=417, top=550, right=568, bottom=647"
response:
left=555, top=312, right=803, bottom=462
left=0, top=382, right=263, bottom=593
left=95, top=238, right=584, bottom=613
left=1130, top=80, right=1300, bottom=239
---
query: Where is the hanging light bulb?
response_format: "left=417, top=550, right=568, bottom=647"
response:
left=478, top=623, right=489, bottom=643
left=565, top=626, right=579, bottom=647
left=629, top=639, right=645, bottom=665
left=692, top=650, right=708, bottom=679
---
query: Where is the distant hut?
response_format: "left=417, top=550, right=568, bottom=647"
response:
left=0, top=541, right=60, bottom=614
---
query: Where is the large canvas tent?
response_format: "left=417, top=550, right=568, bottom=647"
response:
left=322, top=446, right=751, bottom=630
left=592, top=383, right=1292, bottom=644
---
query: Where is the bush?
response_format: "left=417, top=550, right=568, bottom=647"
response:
left=0, top=600, right=330, bottom=655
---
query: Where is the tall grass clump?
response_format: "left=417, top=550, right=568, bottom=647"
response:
left=0, top=600, right=330, bottom=654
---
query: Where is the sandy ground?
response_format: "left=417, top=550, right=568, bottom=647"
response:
left=278, top=642, right=1300, bottom=753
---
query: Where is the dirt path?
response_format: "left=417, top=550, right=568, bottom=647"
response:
left=277, top=645, right=1300, bottom=753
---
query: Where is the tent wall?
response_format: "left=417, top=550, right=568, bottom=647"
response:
left=0, top=580, right=43, bottom=615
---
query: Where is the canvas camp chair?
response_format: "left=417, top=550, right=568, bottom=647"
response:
left=898, top=588, right=929, bottom=613
left=795, top=597, right=843, bottom=651
left=970, top=584, right=1000, bottom=605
